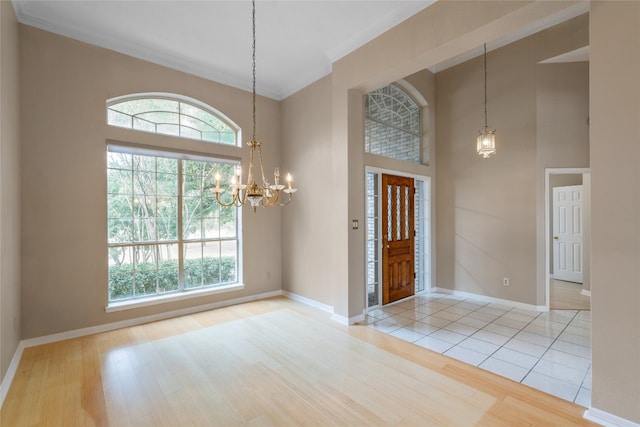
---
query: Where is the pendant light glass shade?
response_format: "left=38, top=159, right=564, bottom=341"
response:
left=477, top=127, right=496, bottom=159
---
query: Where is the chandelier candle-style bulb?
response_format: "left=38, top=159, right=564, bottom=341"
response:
left=214, top=172, right=222, bottom=193
left=284, top=173, right=297, bottom=194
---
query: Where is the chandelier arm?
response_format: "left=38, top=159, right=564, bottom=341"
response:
left=214, top=191, right=239, bottom=208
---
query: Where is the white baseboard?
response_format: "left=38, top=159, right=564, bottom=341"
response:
left=331, top=312, right=365, bottom=326
left=21, top=290, right=283, bottom=348
left=584, top=407, right=640, bottom=427
left=0, top=341, right=25, bottom=408
left=433, top=287, right=546, bottom=312
left=581, top=289, right=592, bottom=297
left=282, top=290, right=364, bottom=325
left=281, top=291, right=333, bottom=314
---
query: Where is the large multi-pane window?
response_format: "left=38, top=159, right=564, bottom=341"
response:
left=106, top=94, right=240, bottom=303
left=107, top=150, right=238, bottom=302
left=365, top=84, right=422, bottom=164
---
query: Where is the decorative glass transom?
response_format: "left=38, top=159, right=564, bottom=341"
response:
left=107, top=95, right=238, bottom=146
left=365, top=84, right=422, bottom=164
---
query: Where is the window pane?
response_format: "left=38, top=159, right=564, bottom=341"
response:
left=184, top=242, right=202, bottom=289
left=220, top=240, right=237, bottom=283
left=108, top=169, right=133, bottom=195
left=220, top=208, right=236, bottom=238
left=109, top=246, right=133, bottom=300
left=108, top=152, right=132, bottom=170
left=157, top=123, right=180, bottom=137
left=202, top=241, right=221, bottom=285
left=156, top=197, right=178, bottom=241
left=157, top=173, right=177, bottom=196
left=108, top=218, right=133, bottom=244
left=156, top=157, right=177, bottom=174
left=158, top=244, right=179, bottom=293
left=134, top=271, right=157, bottom=296
left=133, top=155, right=156, bottom=172
left=133, top=117, right=156, bottom=133
left=107, top=109, right=132, bottom=129
left=138, top=111, right=179, bottom=125
left=180, top=126, right=202, bottom=140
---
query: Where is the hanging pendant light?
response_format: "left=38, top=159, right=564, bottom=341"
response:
left=212, top=0, right=297, bottom=212
left=477, top=43, right=496, bottom=159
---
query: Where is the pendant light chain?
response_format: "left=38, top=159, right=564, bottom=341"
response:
left=483, top=43, right=488, bottom=128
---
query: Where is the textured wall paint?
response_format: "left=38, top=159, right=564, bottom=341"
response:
left=19, top=26, right=283, bottom=339
left=0, top=0, right=22, bottom=382
left=435, top=15, right=588, bottom=306
left=536, top=61, right=590, bottom=301
left=590, top=1, right=640, bottom=423
left=280, top=76, right=335, bottom=307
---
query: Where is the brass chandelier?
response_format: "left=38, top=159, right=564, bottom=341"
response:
left=213, top=0, right=297, bottom=212
left=477, top=43, right=496, bottom=159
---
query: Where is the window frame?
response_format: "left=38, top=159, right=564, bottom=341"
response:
left=106, top=144, right=244, bottom=312
left=107, top=92, right=241, bottom=147
left=365, top=83, right=425, bottom=165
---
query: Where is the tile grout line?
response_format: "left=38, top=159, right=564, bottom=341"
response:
left=509, top=309, right=585, bottom=402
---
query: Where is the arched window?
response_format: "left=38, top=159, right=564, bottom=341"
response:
left=106, top=94, right=242, bottom=309
left=107, top=94, right=238, bottom=146
left=365, top=84, right=422, bottom=164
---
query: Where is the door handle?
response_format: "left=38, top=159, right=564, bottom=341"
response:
left=384, top=244, right=390, bottom=249
left=553, top=236, right=559, bottom=240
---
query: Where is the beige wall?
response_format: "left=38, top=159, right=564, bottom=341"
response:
left=590, top=1, right=640, bottom=423
left=281, top=76, right=335, bottom=307
left=536, top=61, right=590, bottom=299
left=0, top=0, right=21, bottom=382
left=435, top=15, right=588, bottom=305
left=19, top=26, right=283, bottom=339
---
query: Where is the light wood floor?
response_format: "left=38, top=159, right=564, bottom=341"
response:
left=1, top=297, right=596, bottom=426
left=550, top=279, right=591, bottom=310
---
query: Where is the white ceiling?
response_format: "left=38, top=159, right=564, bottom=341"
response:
left=13, top=0, right=436, bottom=100
left=12, top=1, right=589, bottom=100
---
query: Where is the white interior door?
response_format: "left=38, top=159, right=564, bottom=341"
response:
left=552, top=185, right=584, bottom=283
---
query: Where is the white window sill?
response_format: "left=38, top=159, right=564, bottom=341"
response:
left=105, top=283, right=245, bottom=313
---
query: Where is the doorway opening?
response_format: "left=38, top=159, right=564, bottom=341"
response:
left=366, top=170, right=430, bottom=309
left=545, top=168, right=591, bottom=310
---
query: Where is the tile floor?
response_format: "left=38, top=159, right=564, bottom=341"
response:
left=362, top=292, right=591, bottom=406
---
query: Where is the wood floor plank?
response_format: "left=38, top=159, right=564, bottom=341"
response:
left=1, top=297, right=597, bottom=426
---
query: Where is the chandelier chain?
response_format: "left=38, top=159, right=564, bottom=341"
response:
left=211, top=0, right=297, bottom=211
left=252, top=0, right=257, bottom=142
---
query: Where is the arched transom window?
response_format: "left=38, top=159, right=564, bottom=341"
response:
left=365, top=84, right=422, bottom=164
left=107, top=94, right=238, bottom=146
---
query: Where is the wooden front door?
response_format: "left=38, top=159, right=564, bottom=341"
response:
left=381, top=174, right=415, bottom=305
